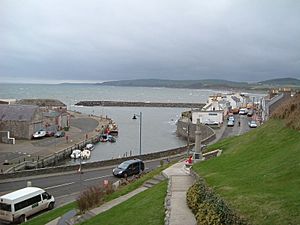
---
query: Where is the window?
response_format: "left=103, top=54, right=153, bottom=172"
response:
left=42, top=192, right=50, bottom=200
left=0, top=203, right=11, bottom=212
left=14, top=195, right=41, bottom=211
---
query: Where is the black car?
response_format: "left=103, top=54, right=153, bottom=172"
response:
left=113, top=159, right=145, bottom=178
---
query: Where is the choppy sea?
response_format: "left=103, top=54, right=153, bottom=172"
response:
left=0, top=83, right=265, bottom=163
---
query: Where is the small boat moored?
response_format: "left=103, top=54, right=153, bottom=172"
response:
left=81, top=149, right=91, bottom=159
left=70, top=149, right=82, bottom=159
left=85, top=143, right=95, bottom=151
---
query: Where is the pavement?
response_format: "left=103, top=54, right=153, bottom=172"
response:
left=45, top=161, right=197, bottom=225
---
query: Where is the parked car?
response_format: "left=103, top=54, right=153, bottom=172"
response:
left=228, top=116, right=235, bottom=122
left=54, top=131, right=65, bottom=138
left=227, top=120, right=235, bottom=127
left=248, top=120, right=258, bottom=128
left=32, top=130, right=46, bottom=139
left=232, top=108, right=239, bottom=114
left=113, top=159, right=145, bottom=178
left=239, top=108, right=248, bottom=115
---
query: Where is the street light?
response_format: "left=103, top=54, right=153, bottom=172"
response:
left=132, top=112, right=142, bottom=173
left=132, top=112, right=142, bottom=156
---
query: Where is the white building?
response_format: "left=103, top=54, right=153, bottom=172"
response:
left=192, top=110, right=224, bottom=125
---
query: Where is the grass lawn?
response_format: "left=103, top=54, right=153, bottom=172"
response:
left=23, top=202, right=76, bottom=225
left=193, top=119, right=300, bottom=225
left=80, top=180, right=168, bottom=225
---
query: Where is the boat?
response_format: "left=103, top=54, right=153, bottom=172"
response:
left=32, top=130, right=46, bottom=139
left=100, top=134, right=116, bottom=143
left=85, top=143, right=95, bottom=151
left=70, top=149, right=81, bottom=159
left=105, top=122, right=118, bottom=136
left=81, top=149, right=91, bottom=159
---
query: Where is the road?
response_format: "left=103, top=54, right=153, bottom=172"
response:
left=220, top=114, right=253, bottom=139
left=0, top=158, right=175, bottom=208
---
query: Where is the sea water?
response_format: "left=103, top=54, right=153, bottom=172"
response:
left=0, top=83, right=263, bottom=162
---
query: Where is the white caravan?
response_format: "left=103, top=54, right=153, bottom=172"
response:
left=0, top=187, right=55, bottom=224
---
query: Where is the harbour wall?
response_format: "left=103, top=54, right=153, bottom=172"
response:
left=75, top=100, right=205, bottom=108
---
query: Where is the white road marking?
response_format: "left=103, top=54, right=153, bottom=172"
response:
left=45, top=182, right=75, bottom=190
left=83, top=174, right=111, bottom=181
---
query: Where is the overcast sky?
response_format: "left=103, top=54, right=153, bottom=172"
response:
left=1, top=0, right=300, bottom=83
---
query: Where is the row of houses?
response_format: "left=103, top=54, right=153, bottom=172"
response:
left=190, top=89, right=295, bottom=126
left=191, top=92, right=251, bottom=125
left=0, top=99, right=70, bottom=141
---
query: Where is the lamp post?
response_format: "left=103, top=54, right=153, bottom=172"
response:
left=132, top=112, right=142, bottom=173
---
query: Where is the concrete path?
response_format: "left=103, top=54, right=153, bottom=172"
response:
left=163, top=161, right=196, bottom=225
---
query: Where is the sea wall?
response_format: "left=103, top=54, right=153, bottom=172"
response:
left=75, top=100, right=205, bottom=108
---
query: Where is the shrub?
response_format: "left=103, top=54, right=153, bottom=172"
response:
left=77, top=185, right=107, bottom=214
left=196, top=202, right=222, bottom=225
left=187, top=178, right=247, bottom=225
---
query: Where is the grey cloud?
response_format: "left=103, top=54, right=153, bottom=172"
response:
left=0, top=0, right=299, bottom=83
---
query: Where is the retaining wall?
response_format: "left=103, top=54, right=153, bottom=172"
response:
left=176, top=119, right=215, bottom=144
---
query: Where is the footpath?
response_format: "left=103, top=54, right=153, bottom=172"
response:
left=45, top=161, right=197, bottom=225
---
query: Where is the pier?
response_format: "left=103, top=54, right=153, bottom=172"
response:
left=75, top=100, right=205, bottom=108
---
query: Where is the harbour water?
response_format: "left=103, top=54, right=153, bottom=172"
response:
left=0, top=83, right=265, bottom=162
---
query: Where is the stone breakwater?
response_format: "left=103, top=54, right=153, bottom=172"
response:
left=75, top=100, right=205, bottom=108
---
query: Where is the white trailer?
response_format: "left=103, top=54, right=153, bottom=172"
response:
left=0, top=187, right=55, bottom=224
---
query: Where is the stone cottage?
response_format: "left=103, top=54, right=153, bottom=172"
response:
left=0, top=105, right=43, bottom=139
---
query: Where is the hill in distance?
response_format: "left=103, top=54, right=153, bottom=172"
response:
left=97, top=78, right=300, bottom=90
left=258, top=77, right=300, bottom=86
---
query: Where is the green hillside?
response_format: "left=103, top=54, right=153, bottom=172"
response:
left=259, top=78, right=300, bottom=86
left=192, top=119, right=300, bottom=225
left=97, top=78, right=300, bottom=90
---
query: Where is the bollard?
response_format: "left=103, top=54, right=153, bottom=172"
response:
left=27, top=181, right=32, bottom=187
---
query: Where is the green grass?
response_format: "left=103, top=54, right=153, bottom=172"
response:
left=104, top=161, right=173, bottom=202
left=193, top=119, right=300, bottom=225
left=24, top=162, right=173, bottom=225
left=80, top=180, right=168, bottom=225
left=23, top=202, right=76, bottom=225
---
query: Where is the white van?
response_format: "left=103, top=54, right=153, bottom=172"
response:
left=0, top=187, right=55, bottom=224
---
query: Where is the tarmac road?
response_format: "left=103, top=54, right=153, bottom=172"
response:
left=0, top=157, right=177, bottom=208
left=221, top=114, right=252, bottom=139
